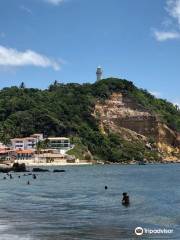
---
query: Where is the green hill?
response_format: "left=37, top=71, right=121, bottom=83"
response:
left=0, top=78, right=179, bottom=162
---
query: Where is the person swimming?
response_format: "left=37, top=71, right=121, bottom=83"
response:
left=105, top=185, right=108, bottom=190
left=27, top=181, right=30, bottom=185
left=122, top=192, right=130, bottom=206
left=33, top=174, right=37, bottom=179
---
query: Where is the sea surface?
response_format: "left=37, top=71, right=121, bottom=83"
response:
left=0, top=164, right=180, bottom=240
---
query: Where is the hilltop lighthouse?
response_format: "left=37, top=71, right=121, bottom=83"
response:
left=96, top=66, right=103, bottom=81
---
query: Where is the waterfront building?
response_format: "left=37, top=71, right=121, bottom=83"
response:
left=0, top=142, right=7, bottom=148
left=11, top=137, right=37, bottom=150
left=35, top=152, right=66, bottom=163
left=30, top=133, right=44, bottom=141
left=15, top=149, right=34, bottom=160
left=0, top=148, right=15, bottom=161
left=11, top=134, right=72, bottom=157
left=47, top=137, right=71, bottom=154
left=11, top=133, right=43, bottom=150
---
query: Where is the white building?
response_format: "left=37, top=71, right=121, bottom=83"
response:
left=47, top=137, right=71, bottom=154
left=11, top=133, right=43, bottom=151
left=30, top=133, right=44, bottom=142
left=96, top=66, right=103, bottom=81
left=0, top=142, right=7, bottom=149
left=11, top=134, right=72, bottom=155
left=11, top=137, right=37, bottom=150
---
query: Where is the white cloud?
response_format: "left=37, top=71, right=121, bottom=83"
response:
left=150, top=91, right=162, bottom=98
left=20, top=5, right=32, bottom=14
left=166, top=0, right=180, bottom=25
left=44, top=0, right=65, bottom=5
left=154, top=30, right=180, bottom=41
left=153, top=0, right=180, bottom=41
left=0, top=45, right=61, bottom=71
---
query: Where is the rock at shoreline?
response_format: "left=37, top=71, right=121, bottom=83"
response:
left=0, top=163, right=27, bottom=173
left=0, top=164, right=11, bottom=173
left=32, top=168, right=49, bottom=172
left=12, top=163, right=26, bottom=172
left=53, top=169, right=66, bottom=173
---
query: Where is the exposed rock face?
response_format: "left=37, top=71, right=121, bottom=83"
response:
left=94, top=93, right=180, bottom=160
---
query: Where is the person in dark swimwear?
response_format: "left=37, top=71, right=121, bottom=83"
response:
left=33, top=174, right=37, bottom=179
left=122, top=192, right=130, bottom=206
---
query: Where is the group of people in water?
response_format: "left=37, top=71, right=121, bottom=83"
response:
left=2, top=175, right=130, bottom=206
left=2, top=172, right=37, bottom=185
left=104, top=185, right=130, bottom=206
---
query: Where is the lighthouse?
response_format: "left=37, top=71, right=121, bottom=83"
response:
left=96, top=66, right=103, bottom=81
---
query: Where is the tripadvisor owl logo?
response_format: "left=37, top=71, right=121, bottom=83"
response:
left=135, top=227, right=144, bottom=236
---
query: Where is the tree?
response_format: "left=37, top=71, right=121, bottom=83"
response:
left=48, top=80, right=61, bottom=91
left=36, top=139, right=50, bottom=153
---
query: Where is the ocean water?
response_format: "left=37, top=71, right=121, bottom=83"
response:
left=0, top=164, right=180, bottom=240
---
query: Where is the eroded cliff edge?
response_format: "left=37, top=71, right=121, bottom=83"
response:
left=94, top=92, right=180, bottom=161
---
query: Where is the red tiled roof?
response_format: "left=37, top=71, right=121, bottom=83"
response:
left=0, top=149, right=15, bottom=154
left=16, top=150, right=34, bottom=154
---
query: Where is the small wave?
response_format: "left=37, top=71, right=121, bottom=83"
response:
left=0, top=234, right=34, bottom=240
left=0, top=224, right=9, bottom=231
left=0, top=221, right=11, bottom=232
left=0, top=222, right=34, bottom=240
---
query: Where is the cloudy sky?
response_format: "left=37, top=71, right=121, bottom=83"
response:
left=0, top=0, right=179, bottom=105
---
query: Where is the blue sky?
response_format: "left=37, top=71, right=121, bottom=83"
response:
left=0, top=0, right=180, bottom=106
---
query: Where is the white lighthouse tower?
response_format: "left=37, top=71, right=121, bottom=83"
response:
left=96, top=66, right=103, bottom=81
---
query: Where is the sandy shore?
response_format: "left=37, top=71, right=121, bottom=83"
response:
left=16, top=162, right=93, bottom=167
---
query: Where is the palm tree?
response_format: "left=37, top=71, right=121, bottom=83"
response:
left=36, top=139, right=50, bottom=153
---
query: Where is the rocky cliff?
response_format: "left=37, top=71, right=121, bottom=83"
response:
left=94, top=92, right=180, bottom=161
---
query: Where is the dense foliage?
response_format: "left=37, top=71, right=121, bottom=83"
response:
left=0, top=78, right=179, bottom=161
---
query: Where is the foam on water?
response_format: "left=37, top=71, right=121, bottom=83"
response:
left=0, top=235, right=34, bottom=240
left=0, top=220, right=11, bottom=232
left=0, top=224, right=9, bottom=231
left=0, top=221, right=33, bottom=240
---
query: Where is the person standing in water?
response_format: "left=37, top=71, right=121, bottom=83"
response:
left=33, top=174, right=37, bottom=179
left=122, top=192, right=130, bottom=206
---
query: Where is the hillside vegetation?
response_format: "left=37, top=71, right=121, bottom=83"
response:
left=0, top=78, right=179, bottom=162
